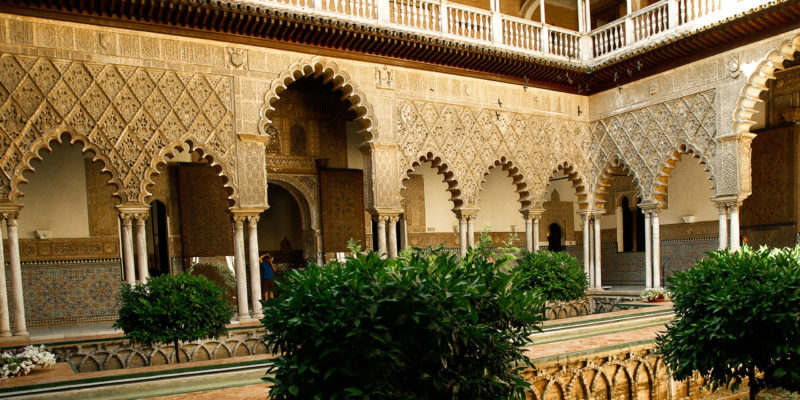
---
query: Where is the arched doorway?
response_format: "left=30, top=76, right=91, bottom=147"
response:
left=258, top=185, right=305, bottom=270
left=548, top=223, right=563, bottom=251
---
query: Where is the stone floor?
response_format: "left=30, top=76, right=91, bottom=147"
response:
left=146, top=383, right=272, bottom=400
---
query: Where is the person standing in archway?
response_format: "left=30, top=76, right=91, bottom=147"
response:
left=260, top=253, right=276, bottom=301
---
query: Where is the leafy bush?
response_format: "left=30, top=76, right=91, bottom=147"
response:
left=656, top=246, right=800, bottom=399
left=516, top=250, right=588, bottom=302
left=261, top=237, right=545, bottom=399
left=188, top=262, right=236, bottom=305
left=114, top=273, right=235, bottom=363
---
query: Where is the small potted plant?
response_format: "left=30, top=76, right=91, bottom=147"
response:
left=640, top=288, right=668, bottom=302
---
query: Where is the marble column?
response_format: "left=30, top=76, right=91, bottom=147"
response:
left=729, top=202, right=741, bottom=251
left=593, top=214, right=602, bottom=289
left=387, top=216, right=399, bottom=258
left=376, top=216, right=387, bottom=257
left=532, top=217, right=540, bottom=252
left=644, top=211, right=652, bottom=289
left=5, top=213, right=26, bottom=336
left=247, top=216, right=263, bottom=319
left=582, top=214, right=591, bottom=283
left=120, top=213, right=135, bottom=285
left=458, top=217, right=468, bottom=257
left=524, top=215, right=533, bottom=252
left=467, top=216, right=475, bottom=248
left=652, top=211, right=661, bottom=289
left=134, top=213, right=149, bottom=283
left=232, top=216, right=250, bottom=320
left=315, top=230, right=324, bottom=265
left=717, top=203, right=728, bottom=250
left=0, top=216, right=10, bottom=337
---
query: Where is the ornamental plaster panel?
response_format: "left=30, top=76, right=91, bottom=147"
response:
left=588, top=89, right=718, bottom=207
left=237, top=140, right=268, bottom=208
left=396, top=100, right=592, bottom=210
left=0, top=53, right=240, bottom=205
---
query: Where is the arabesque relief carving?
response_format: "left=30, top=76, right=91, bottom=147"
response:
left=588, top=89, right=718, bottom=207
left=396, top=100, right=592, bottom=210
left=0, top=53, right=238, bottom=205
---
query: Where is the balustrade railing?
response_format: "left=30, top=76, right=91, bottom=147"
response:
left=591, top=18, right=626, bottom=57
left=501, top=16, right=543, bottom=52
left=389, top=0, right=441, bottom=33
left=249, top=0, right=771, bottom=63
left=446, top=4, right=492, bottom=42
left=631, top=1, right=670, bottom=42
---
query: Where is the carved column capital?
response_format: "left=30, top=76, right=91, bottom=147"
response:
left=248, top=215, right=260, bottom=227
left=521, top=207, right=545, bottom=221
left=133, top=212, right=148, bottom=225
left=638, top=202, right=661, bottom=215
left=455, top=208, right=479, bottom=221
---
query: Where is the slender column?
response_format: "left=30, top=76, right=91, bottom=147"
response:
left=584, top=0, right=592, bottom=32
left=616, top=206, right=624, bottom=252
left=458, top=217, right=468, bottom=257
left=524, top=215, right=533, bottom=252
left=399, top=218, right=408, bottom=251
left=467, top=216, right=475, bottom=247
left=120, top=214, right=135, bottom=285
left=134, top=213, right=149, bottom=283
left=582, top=214, right=591, bottom=284
left=540, top=0, right=549, bottom=52
left=532, top=217, right=540, bottom=252
left=0, top=216, right=9, bottom=336
left=593, top=214, right=602, bottom=289
left=652, top=211, right=661, bottom=289
left=232, top=216, right=250, bottom=320
left=5, top=213, right=26, bottom=336
left=644, top=211, right=653, bottom=289
left=576, top=0, right=584, bottom=32
left=729, top=202, right=741, bottom=251
left=247, top=216, right=263, bottom=319
left=315, top=230, right=324, bottom=265
left=376, top=216, right=387, bottom=257
left=387, top=216, right=399, bottom=258
left=717, top=203, right=728, bottom=249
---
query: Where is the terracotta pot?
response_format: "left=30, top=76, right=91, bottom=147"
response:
left=648, top=297, right=665, bottom=302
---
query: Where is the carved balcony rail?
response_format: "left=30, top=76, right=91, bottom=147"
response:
left=245, top=0, right=774, bottom=64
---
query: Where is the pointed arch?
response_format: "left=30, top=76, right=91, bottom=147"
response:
left=401, top=152, right=463, bottom=209
left=140, top=139, right=238, bottom=207
left=477, top=156, right=531, bottom=210
left=651, top=142, right=716, bottom=206
left=259, top=56, right=378, bottom=143
left=732, top=34, right=800, bottom=136
left=9, top=126, right=124, bottom=204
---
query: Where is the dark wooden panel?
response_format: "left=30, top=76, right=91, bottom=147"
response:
left=177, top=163, right=234, bottom=257
left=319, top=168, right=365, bottom=253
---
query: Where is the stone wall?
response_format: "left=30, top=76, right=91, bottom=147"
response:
left=524, top=343, right=746, bottom=400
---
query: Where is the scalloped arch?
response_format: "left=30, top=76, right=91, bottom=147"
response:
left=594, top=156, right=645, bottom=211
left=401, top=152, right=463, bottom=210
left=140, top=139, right=238, bottom=207
left=651, top=143, right=716, bottom=206
left=477, top=157, right=531, bottom=210
left=732, top=34, right=800, bottom=136
left=537, top=160, right=591, bottom=210
left=9, top=127, right=125, bottom=204
left=259, top=57, right=378, bottom=142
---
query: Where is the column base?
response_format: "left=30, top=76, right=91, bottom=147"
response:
left=251, top=312, right=264, bottom=320
left=0, top=331, right=11, bottom=337
left=237, top=315, right=257, bottom=324
left=13, top=331, right=29, bottom=337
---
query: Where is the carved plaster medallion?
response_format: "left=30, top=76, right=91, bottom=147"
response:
left=227, top=48, right=248, bottom=69
left=727, top=55, right=741, bottom=79
left=374, top=65, right=394, bottom=90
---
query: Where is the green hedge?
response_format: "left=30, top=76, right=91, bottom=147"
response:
left=656, top=246, right=800, bottom=399
left=261, top=239, right=545, bottom=399
left=515, top=250, right=588, bottom=302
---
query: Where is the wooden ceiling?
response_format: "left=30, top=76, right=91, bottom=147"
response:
left=0, top=0, right=798, bottom=94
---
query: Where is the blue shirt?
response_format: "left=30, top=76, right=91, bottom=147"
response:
left=260, top=261, right=274, bottom=280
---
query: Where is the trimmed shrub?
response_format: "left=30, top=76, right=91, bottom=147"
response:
left=114, top=273, right=235, bottom=363
left=516, top=250, right=588, bottom=302
left=261, top=238, right=545, bottom=399
left=188, top=262, right=237, bottom=305
left=656, top=246, right=800, bottom=399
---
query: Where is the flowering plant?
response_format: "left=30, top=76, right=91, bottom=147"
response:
left=640, top=287, right=669, bottom=302
left=0, top=345, right=57, bottom=379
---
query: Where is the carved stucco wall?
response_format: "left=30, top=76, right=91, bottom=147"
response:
left=396, top=100, right=592, bottom=210
left=0, top=52, right=241, bottom=206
